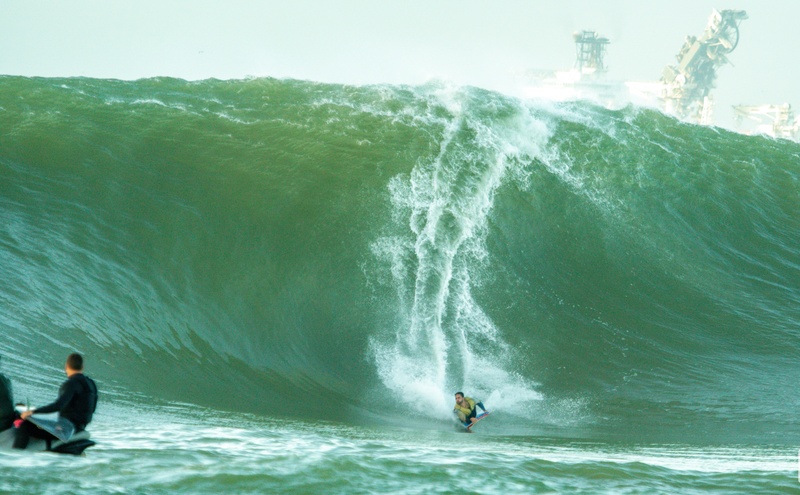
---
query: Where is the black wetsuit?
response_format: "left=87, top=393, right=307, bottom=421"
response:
left=13, top=373, right=98, bottom=449
left=0, top=373, right=13, bottom=430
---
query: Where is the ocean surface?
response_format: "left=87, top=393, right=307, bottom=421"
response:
left=0, top=76, right=798, bottom=493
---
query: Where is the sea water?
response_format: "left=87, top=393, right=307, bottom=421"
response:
left=1, top=76, right=799, bottom=493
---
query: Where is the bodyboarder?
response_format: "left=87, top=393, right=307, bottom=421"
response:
left=453, top=391, right=488, bottom=427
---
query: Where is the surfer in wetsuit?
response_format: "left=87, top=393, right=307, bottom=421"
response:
left=13, top=353, right=98, bottom=449
left=453, top=391, right=487, bottom=426
left=0, top=356, right=13, bottom=430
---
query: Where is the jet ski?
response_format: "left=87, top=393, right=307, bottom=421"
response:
left=0, top=406, right=95, bottom=455
left=0, top=426, right=95, bottom=455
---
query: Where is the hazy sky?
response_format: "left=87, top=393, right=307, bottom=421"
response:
left=1, top=1, right=796, bottom=128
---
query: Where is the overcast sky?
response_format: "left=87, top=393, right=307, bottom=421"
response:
left=0, top=1, right=795, bottom=128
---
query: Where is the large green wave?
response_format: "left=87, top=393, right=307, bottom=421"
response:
left=1, top=76, right=798, bottom=442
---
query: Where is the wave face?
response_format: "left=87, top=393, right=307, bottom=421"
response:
left=1, top=76, right=798, bottom=442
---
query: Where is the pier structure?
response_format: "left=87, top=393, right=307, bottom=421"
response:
left=733, top=104, right=800, bottom=140
left=660, top=9, right=748, bottom=124
left=573, top=30, right=610, bottom=75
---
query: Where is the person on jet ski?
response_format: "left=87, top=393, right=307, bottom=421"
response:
left=0, top=356, right=13, bottom=430
left=13, top=353, right=98, bottom=449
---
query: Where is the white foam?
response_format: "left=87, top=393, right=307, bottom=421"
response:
left=370, top=86, right=551, bottom=418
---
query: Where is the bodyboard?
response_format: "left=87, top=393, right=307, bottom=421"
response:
left=464, top=411, right=490, bottom=431
left=28, top=414, right=75, bottom=442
